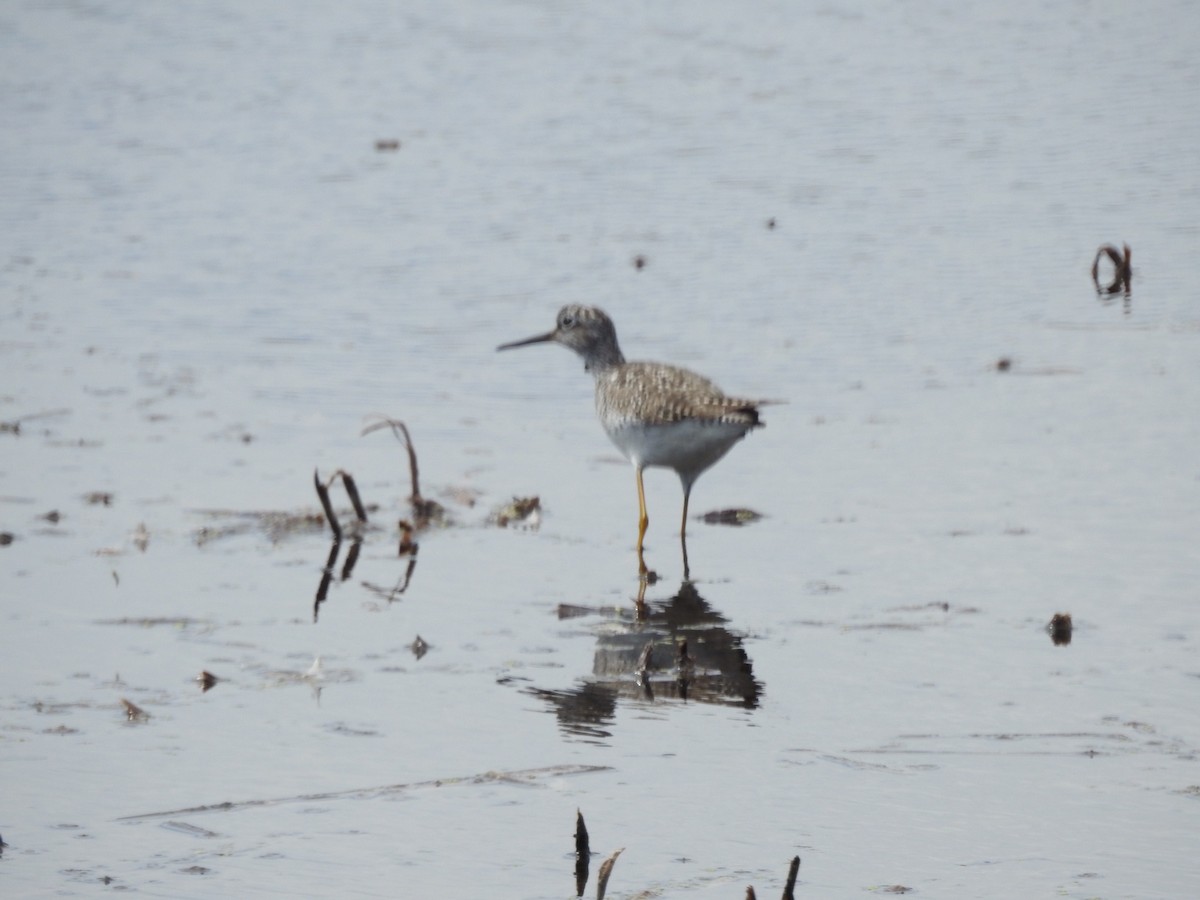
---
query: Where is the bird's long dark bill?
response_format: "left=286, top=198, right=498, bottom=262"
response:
left=497, top=331, right=556, bottom=351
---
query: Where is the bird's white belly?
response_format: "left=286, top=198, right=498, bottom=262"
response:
left=606, top=420, right=749, bottom=477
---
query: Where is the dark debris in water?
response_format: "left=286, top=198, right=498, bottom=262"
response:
left=699, top=508, right=764, bottom=526
left=1047, top=612, right=1073, bottom=646
left=1091, top=242, right=1132, bottom=303
left=410, top=635, right=429, bottom=659
left=490, top=495, right=541, bottom=528
left=745, top=854, right=801, bottom=900
left=120, top=698, right=149, bottom=722
left=196, top=671, right=219, bottom=692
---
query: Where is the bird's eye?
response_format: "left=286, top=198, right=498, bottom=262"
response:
left=561, top=314, right=575, bottom=328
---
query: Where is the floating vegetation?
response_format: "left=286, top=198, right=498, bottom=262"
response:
left=192, top=508, right=331, bottom=546
left=190, top=418, right=538, bottom=619
left=315, top=418, right=457, bottom=620
left=700, top=508, right=764, bottom=526
left=490, top=495, right=541, bottom=529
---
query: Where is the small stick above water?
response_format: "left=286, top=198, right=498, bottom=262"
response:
left=313, top=469, right=369, bottom=540
left=361, top=416, right=445, bottom=525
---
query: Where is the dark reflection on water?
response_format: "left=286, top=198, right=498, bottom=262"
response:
left=313, top=535, right=418, bottom=622
left=525, top=579, right=761, bottom=741
left=1090, top=242, right=1133, bottom=313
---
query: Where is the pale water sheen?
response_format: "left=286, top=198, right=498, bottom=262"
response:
left=2, top=2, right=1199, bottom=898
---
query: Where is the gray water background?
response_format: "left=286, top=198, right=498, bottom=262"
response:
left=2, top=2, right=1199, bottom=897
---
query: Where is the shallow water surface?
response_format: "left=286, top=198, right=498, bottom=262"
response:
left=2, top=2, right=1199, bottom=898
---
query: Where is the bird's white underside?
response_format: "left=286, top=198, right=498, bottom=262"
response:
left=605, top=419, right=752, bottom=487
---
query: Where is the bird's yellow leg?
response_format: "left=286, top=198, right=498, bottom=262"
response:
left=635, top=466, right=649, bottom=552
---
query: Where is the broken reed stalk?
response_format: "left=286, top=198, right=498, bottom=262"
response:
left=575, top=808, right=589, bottom=859
left=575, top=809, right=590, bottom=897
left=362, top=416, right=445, bottom=527
left=313, top=469, right=341, bottom=542
left=782, top=855, right=800, bottom=900
left=340, top=472, right=368, bottom=522
left=314, top=469, right=369, bottom=540
left=596, top=848, right=623, bottom=900
left=361, top=417, right=422, bottom=502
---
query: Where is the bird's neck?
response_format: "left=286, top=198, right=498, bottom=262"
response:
left=583, top=344, right=625, bottom=377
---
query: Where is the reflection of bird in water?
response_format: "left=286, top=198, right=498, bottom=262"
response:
left=521, top=579, right=761, bottom=740
left=499, top=305, right=768, bottom=575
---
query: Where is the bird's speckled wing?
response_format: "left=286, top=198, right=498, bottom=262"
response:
left=596, top=361, right=764, bottom=428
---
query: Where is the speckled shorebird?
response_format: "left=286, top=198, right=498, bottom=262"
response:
left=498, top=305, right=767, bottom=572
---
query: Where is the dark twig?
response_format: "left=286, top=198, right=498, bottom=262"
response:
left=782, top=855, right=800, bottom=900
left=596, top=847, right=623, bottom=900
left=575, top=809, right=590, bottom=896
left=314, top=469, right=342, bottom=541
left=314, top=469, right=370, bottom=540
left=340, top=472, right=368, bottom=522
left=575, top=808, right=590, bottom=860
left=362, top=417, right=422, bottom=500
left=362, top=417, right=445, bottom=526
